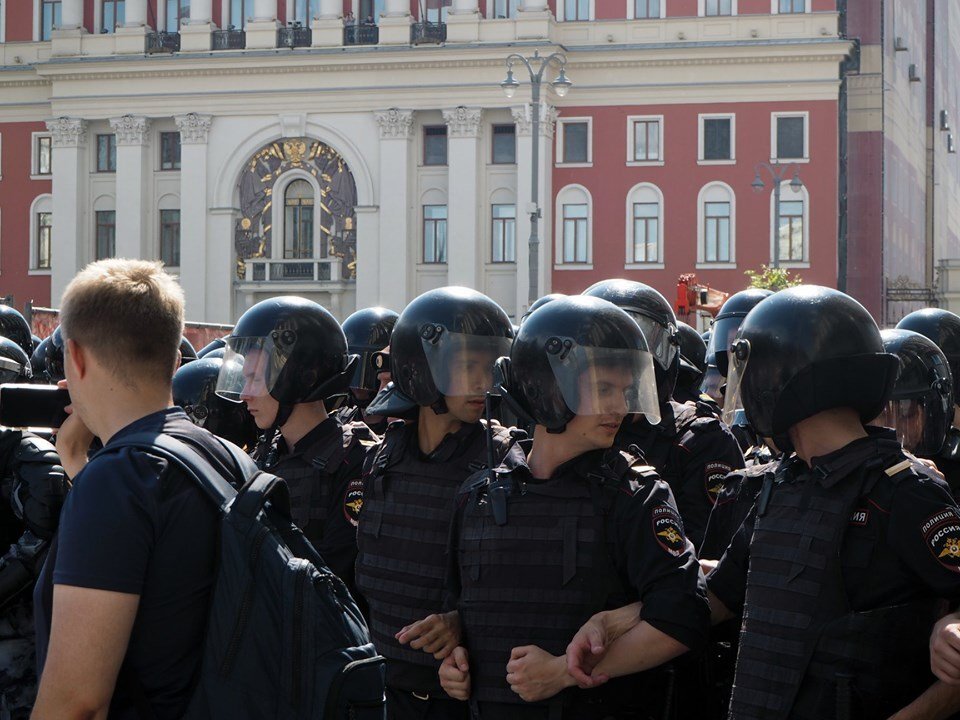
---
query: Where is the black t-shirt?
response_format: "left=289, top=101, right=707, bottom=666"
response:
left=34, top=408, right=230, bottom=720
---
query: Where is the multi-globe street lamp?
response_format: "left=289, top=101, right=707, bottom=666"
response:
left=751, top=162, right=804, bottom=269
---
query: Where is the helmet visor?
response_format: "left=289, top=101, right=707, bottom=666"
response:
left=876, top=399, right=931, bottom=455
left=349, top=345, right=382, bottom=392
left=420, top=330, right=513, bottom=398
left=626, top=312, right=678, bottom=372
left=546, top=344, right=660, bottom=425
left=216, top=336, right=284, bottom=402
left=706, top=316, right=742, bottom=377
left=721, top=349, right=748, bottom=429
left=0, top=356, right=24, bottom=384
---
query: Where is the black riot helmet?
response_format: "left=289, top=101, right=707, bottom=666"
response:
left=520, top=293, right=566, bottom=324
left=582, top=279, right=680, bottom=405
left=30, top=336, right=52, bottom=383
left=677, top=321, right=707, bottom=389
left=216, top=296, right=357, bottom=409
left=0, top=306, right=33, bottom=357
left=724, top=286, right=898, bottom=444
left=174, top=358, right=259, bottom=449
left=707, top=288, right=773, bottom=377
left=197, top=336, right=227, bottom=359
left=0, top=337, right=32, bottom=384
left=390, top=287, right=513, bottom=412
left=179, top=337, right=198, bottom=367
left=876, top=329, right=953, bottom=457
left=341, top=307, right=399, bottom=393
left=46, top=326, right=65, bottom=382
left=501, top=296, right=660, bottom=433
left=896, top=309, right=960, bottom=408
left=31, top=334, right=41, bottom=353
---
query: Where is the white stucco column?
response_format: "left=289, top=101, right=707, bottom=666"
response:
left=109, top=115, right=151, bottom=260
left=208, top=209, right=236, bottom=323
left=60, top=0, right=84, bottom=28
left=443, top=107, right=483, bottom=288
left=379, top=0, right=411, bottom=44
left=451, top=0, right=479, bottom=11
left=253, top=0, right=276, bottom=20
left=175, top=114, right=213, bottom=321
left=319, top=0, right=341, bottom=17
left=47, top=118, right=87, bottom=306
left=124, top=0, right=147, bottom=26
left=447, top=0, right=480, bottom=41
left=180, top=0, right=215, bottom=49
left=516, top=0, right=550, bottom=39
left=312, top=0, right=344, bottom=46
left=374, top=109, right=414, bottom=309
left=246, top=0, right=279, bottom=48
left=354, top=205, right=380, bottom=310
left=384, top=0, right=408, bottom=15
left=512, top=104, right=556, bottom=314
left=520, top=0, right=548, bottom=8
left=190, top=0, right=213, bottom=22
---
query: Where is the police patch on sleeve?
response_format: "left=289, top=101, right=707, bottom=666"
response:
left=343, top=478, right=364, bottom=528
left=922, top=507, right=960, bottom=572
left=652, top=505, right=687, bottom=557
left=704, top=462, right=732, bottom=505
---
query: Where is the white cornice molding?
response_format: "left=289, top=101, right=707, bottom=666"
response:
left=46, top=116, right=87, bottom=146
left=374, top=108, right=414, bottom=139
left=109, top=114, right=151, bottom=144
left=442, top=106, right=483, bottom=138
left=175, top=112, right=213, bottom=143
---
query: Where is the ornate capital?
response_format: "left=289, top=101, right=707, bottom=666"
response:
left=374, top=108, right=415, bottom=140
left=175, top=113, right=213, bottom=144
left=511, top=104, right=558, bottom=138
left=109, top=115, right=151, bottom=145
left=46, top=117, right=87, bottom=148
left=442, top=106, right=483, bottom=138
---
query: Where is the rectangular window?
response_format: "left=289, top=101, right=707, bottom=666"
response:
left=423, top=205, right=448, bottom=263
left=492, top=0, right=517, bottom=17
left=492, top=125, right=516, bottom=164
left=778, top=199, right=804, bottom=262
left=704, top=202, right=731, bottom=263
left=779, top=0, right=805, bottom=12
left=165, top=0, right=189, bottom=30
left=561, top=121, right=589, bottom=164
left=36, top=136, right=52, bottom=175
left=96, top=134, right=116, bottom=172
left=423, top=126, right=448, bottom=166
left=562, top=204, right=589, bottom=263
left=704, top=0, right=732, bottom=15
left=633, top=202, right=660, bottom=263
left=491, top=204, right=516, bottom=263
left=633, top=119, right=661, bottom=161
left=160, top=209, right=181, bottom=267
left=102, top=0, right=125, bottom=32
left=702, top=117, right=732, bottom=161
left=635, top=0, right=660, bottom=18
left=776, top=115, right=806, bottom=160
left=36, top=212, right=52, bottom=270
left=160, top=132, right=181, bottom=170
left=95, top=210, right=116, bottom=260
left=293, top=0, right=320, bottom=23
left=41, top=0, right=62, bottom=40
left=564, top=0, right=589, bottom=20
left=230, top=0, right=253, bottom=28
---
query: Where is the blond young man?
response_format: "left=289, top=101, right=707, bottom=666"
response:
left=31, top=260, right=236, bottom=720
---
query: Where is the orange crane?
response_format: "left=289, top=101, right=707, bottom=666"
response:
left=675, top=274, right=730, bottom=323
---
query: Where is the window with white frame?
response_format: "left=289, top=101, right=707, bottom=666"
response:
left=30, top=195, right=53, bottom=271
left=229, top=0, right=254, bottom=29
left=423, top=205, right=448, bottom=263
left=772, top=112, right=809, bottom=161
left=33, top=134, right=52, bottom=176
left=702, top=0, right=732, bottom=15
left=102, top=0, right=125, bottom=32
left=634, top=0, right=661, bottom=18
left=555, top=185, right=592, bottom=266
left=160, top=209, right=181, bottom=267
left=164, top=0, right=189, bottom=31
left=771, top=182, right=809, bottom=264
left=284, top=179, right=314, bottom=259
left=776, top=0, right=806, bottom=12
left=491, top=0, right=517, bottom=18
left=698, top=183, right=735, bottom=265
left=557, top=118, right=592, bottom=165
left=293, top=0, right=320, bottom=23
left=491, top=204, right=516, bottom=263
left=563, top=0, right=590, bottom=20
left=40, top=0, right=62, bottom=40
left=628, top=116, right=662, bottom=163
left=699, top=115, right=735, bottom=163
left=95, top=210, right=116, bottom=260
left=626, top=184, right=663, bottom=265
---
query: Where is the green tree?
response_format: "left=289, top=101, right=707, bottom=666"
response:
left=744, top=265, right=803, bottom=292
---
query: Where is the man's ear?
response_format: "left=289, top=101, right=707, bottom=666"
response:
left=66, top=338, right=86, bottom=379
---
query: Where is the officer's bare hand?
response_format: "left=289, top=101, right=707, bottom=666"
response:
left=396, top=611, right=460, bottom=660
left=566, top=603, right=641, bottom=688
left=506, top=646, right=575, bottom=702
left=54, top=380, right=95, bottom=480
left=439, top=646, right=470, bottom=700
left=931, top=611, right=960, bottom=684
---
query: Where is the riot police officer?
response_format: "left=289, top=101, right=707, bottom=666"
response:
left=178, top=336, right=198, bottom=367
left=439, top=296, right=709, bottom=719
left=0, top=307, right=33, bottom=358
left=896, top=308, right=960, bottom=496
left=215, top=296, right=375, bottom=597
left=338, top=307, right=399, bottom=431
left=0, top=338, right=68, bottom=719
left=674, top=321, right=709, bottom=406
left=582, top=279, right=744, bottom=550
left=355, top=286, right=518, bottom=720
left=173, top=357, right=259, bottom=450
left=703, top=286, right=960, bottom=719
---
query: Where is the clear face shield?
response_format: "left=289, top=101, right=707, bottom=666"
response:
left=721, top=338, right=750, bottom=429
left=216, top=336, right=284, bottom=403
left=0, top=356, right=23, bottom=384
left=877, top=399, right=927, bottom=454
left=707, top=317, right=742, bottom=377
left=419, top=328, right=513, bottom=399
left=626, top=312, right=678, bottom=373
left=546, top=341, right=661, bottom=425
left=876, top=357, right=953, bottom=455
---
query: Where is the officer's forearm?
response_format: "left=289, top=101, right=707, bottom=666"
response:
left=594, top=602, right=642, bottom=643
left=589, top=622, right=688, bottom=680
left=887, top=681, right=960, bottom=720
left=708, top=589, right=734, bottom=624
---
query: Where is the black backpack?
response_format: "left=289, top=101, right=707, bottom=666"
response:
left=106, top=432, right=386, bottom=720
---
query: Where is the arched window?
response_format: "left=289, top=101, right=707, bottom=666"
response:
left=626, top=183, right=663, bottom=266
left=771, top=181, right=809, bottom=265
left=697, top=182, right=735, bottom=265
left=284, top=179, right=315, bottom=259
left=555, top=184, right=592, bottom=267
left=30, top=194, right=53, bottom=271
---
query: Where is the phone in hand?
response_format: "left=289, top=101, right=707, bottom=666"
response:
left=0, top=384, right=71, bottom=428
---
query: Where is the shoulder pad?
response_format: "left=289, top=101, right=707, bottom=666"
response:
left=883, top=458, right=922, bottom=484
left=16, top=433, right=60, bottom=464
